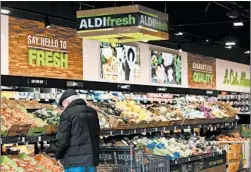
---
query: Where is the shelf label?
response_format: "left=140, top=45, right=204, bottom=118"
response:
left=66, top=81, right=84, bottom=88
left=117, top=84, right=130, bottom=91
left=157, top=87, right=167, bottom=92
left=206, top=90, right=214, bottom=95
left=27, top=78, right=47, bottom=87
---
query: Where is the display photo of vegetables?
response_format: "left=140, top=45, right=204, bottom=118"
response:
left=100, top=43, right=141, bottom=82
left=151, top=51, right=182, bottom=85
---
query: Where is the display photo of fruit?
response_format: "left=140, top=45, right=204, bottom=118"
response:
left=151, top=51, right=182, bottom=85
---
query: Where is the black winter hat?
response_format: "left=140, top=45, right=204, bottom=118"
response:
left=58, top=89, right=77, bottom=106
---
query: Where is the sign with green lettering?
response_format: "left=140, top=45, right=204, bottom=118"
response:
left=77, top=13, right=168, bottom=33
left=27, top=35, right=68, bottom=69
left=76, top=5, right=169, bottom=43
left=216, top=59, right=250, bottom=93
left=9, top=16, right=83, bottom=79
left=188, top=53, right=216, bottom=89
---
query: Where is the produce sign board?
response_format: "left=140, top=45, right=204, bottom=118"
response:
left=100, top=43, right=140, bottom=82
left=188, top=53, right=216, bottom=89
left=9, top=16, right=83, bottom=80
left=217, top=143, right=243, bottom=172
left=151, top=50, right=182, bottom=85
left=77, top=5, right=169, bottom=43
left=216, top=59, right=250, bottom=93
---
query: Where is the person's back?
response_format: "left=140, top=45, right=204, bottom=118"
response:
left=61, top=99, right=100, bottom=167
left=46, top=89, right=100, bottom=172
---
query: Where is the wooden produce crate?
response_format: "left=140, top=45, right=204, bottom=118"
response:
left=153, top=120, right=170, bottom=127
left=135, top=120, right=149, bottom=129
left=28, top=125, right=49, bottom=136
left=182, top=118, right=195, bottom=126
left=147, top=120, right=160, bottom=128
left=8, top=124, right=31, bottom=137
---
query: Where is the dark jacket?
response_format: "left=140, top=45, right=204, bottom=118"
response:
left=49, top=99, right=100, bottom=168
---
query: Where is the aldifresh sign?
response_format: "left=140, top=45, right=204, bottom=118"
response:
left=216, top=59, right=250, bottom=93
left=77, top=13, right=168, bottom=33
left=77, top=5, right=169, bottom=43
left=78, top=13, right=138, bottom=30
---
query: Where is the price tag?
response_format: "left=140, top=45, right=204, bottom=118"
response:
left=143, top=129, right=147, bottom=134
left=187, top=126, right=191, bottom=129
left=120, top=130, right=124, bottom=135
left=175, top=160, right=177, bottom=164
left=22, top=137, right=25, bottom=143
left=134, top=129, right=137, bottom=134
left=157, top=87, right=167, bottom=92
left=199, top=156, right=202, bottom=159
left=66, top=81, right=84, bottom=88
left=109, top=131, right=113, bottom=135
left=174, top=126, right=177, bottom=130
left=28, top=78, right=47, bottom=87
left=38, top=136, right=41, bottom=142
left=155, top=128, right=158, bottom=132
left=117, top=84, right=130, bottom=91
left=188, top=157, right=191, bottom=161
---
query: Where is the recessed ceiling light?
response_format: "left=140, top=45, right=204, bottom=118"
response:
left=177, top=44, right=182, bottom=52
left=43, top=16, right=51, bottom=29
left=244, top=50, right=250, bottom=54
left=226, top=46, right=232, bottom=49
left=225, top=41, right=235, bottom=46
left=233, top=22, right=244, bottom=27
left=175, top=32, right=183, bottom=36
left=1, top=9, right=10, bottom=14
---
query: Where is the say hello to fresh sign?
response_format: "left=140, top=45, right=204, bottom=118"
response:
left=77, top=12, right=168, bottom=33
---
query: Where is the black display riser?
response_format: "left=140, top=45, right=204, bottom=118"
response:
left=1, top=75, right=244, bottom=96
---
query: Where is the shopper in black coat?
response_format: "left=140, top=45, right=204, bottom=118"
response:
left=46, top=89, right=100, bottom=171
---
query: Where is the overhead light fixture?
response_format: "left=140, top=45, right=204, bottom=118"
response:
left=174, top=32, right=183, bottom=36
left=226, top=46, right=232, bottom=49
left=142, top=40, right=149, bottom=43
left=1, top=9, right=10, bottom=14
left=233, top=22, right=244, bottom=27
left=244, top=50, right=250, bottom=54
left=43, top=16, right=51, bottom=29
left=225, top=41, right=235, bottom=46
left=206, top=39, right=209, bottom=42
left=226, top=11, right=239, bottom=19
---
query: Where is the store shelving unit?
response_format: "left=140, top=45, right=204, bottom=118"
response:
left=1, top=74, right=247, bottom=171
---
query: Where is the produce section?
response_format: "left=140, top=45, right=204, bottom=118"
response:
left=1, top=154, right=63, bottom=172
left=1, top=75, right=249, bottom=172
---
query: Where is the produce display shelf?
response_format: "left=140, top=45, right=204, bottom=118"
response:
left=1, top=121, right=237, bottom=144
left=170, top=152, right=224, bottom=165
left=1, top=134, right=56, bottom=144
left=100, top=121, right=237, bottom=136
left=99, top=146, right=226, bottom=167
